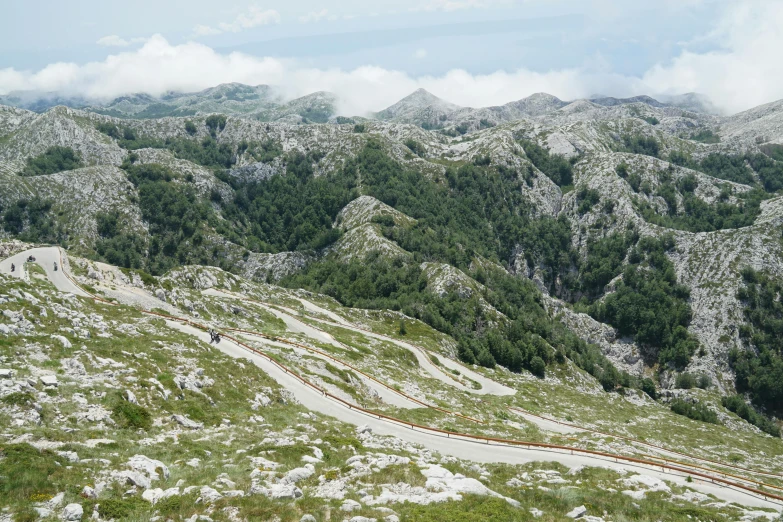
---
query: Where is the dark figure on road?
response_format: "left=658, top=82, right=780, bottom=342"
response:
left=10, top=264, right=14, bottom=272
left=53, top=262, right=58, bottom=272
left=208, top=329, right=221, bottom=344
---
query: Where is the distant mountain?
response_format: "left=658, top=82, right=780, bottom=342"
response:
left=0, top=91, right=92, bottom=112
left=589, top=95, right=667, bottom=109
left=659, top=93, right=720, bottom=115
left=0, top=83, right=723, bottom=127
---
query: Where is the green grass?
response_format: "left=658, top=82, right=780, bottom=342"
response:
left=0, top=444, right=66, bottom=504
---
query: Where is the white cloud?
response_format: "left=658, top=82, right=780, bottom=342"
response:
left=641, top=0, right=783, bottom=113
left=299, top=9, right=330, bottom=23
left=96, top=35, right=148, bottom=47
left=96, top=35, right=131, bottom=47
left=192, top=25, right=222, bottom=37
left=218, top=6, right=281, bottom=33
left=0, top=35, right=632, bottom=115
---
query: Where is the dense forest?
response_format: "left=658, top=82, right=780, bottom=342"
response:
left=732, top=268, right=783, bottom=420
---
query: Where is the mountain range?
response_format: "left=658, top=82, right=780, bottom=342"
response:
left=1, top=82, right=783, bottom=520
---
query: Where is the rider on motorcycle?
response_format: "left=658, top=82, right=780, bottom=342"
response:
left=53, top=262, right=58, bottom=271
left=10, top=263, right=14, bottom=272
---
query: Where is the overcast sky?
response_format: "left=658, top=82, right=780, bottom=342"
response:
left=0, top=0, right=780, bottom=114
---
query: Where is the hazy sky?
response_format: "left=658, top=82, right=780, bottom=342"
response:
left=0, top=0, right=780, bottom=114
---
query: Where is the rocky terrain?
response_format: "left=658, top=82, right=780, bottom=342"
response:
left=1, top=84, right=783, bottom=520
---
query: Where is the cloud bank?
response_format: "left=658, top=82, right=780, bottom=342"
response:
left=1, top=1, right=782, bottom=116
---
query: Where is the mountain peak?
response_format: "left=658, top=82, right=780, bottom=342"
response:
left=375, top=89, right=461, bottom=122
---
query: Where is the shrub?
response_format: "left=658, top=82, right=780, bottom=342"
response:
left=473, top=155, right=491, bottom=167
left=19, top=146, right=83, bottom=176
left=97, top=497, right=148, bottom=519
left=1, top=392, right=34, bottom=406
left=620, top=134, right=660, bottom=157
left=641, top=378, right=657, bottom=400
left=520, top=139, right=574, bottom=187
left=676, top=373, right=697, bottom=389
left=205, top=114, right=227, bottom=135
left=403, top=139, right=426, bottom=157
left=722, top=395, right=780, bottom=437
left=690, top=129, right=720, bottom=144
left=96, top=122, right=122, bottom=139
left=110, top=392, right=152, bottom=430
left=184, top=120, right=197, bottom=135
left=670, top=399, right=719, bottom=424
left=530, top=356, right=546, bottom=378
left=576, top=187, right=600, bottom=214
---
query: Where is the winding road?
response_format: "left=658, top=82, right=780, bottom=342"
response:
left=2, top=246, right=782, bottom=511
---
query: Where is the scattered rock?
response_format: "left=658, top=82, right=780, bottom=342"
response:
left=197, top=486, right=224, bottom=504
left=172, top=414, right=204, bottom=430
left=125, top=389, right=138, bottom=405
left=283, top=465, right=315, bottom=484
left=51, top=335, right=72, bottom=348
left=341, top=499, right=362, bottom=512
left=142, top=487, right=180, bottom=504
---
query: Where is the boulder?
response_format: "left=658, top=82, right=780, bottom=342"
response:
left=40, top=375, right=58, bottom=387
left=197, top=486, right=223, bottom=504
left=117, top=470, right=151, bottom=489
left=125, top=390, right=138, bottom=405
left=128, top=455, right=170, bottom=480
left=0, top=369, right=13, bottom=379
left=341, top=499, right=362, bottom=512
left=61, top=503, right=83, bottom=521
left=283, top=465, right=315, bottom=484
left=51, top=335, right=72, bottom=348
left=566, top=505, right=587, bottom=519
